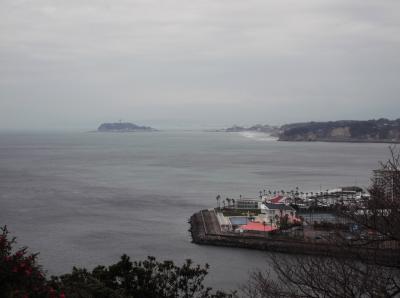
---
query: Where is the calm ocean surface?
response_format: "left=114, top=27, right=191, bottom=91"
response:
left=0, top=131, right=390, bottom=289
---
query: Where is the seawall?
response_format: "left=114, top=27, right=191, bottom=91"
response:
left=189, top=210, right=400, bottom=266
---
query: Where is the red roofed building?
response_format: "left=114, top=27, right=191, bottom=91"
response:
left=270, top=195, right=284, bottom=204
left=239, top=221, right=277, bottom=232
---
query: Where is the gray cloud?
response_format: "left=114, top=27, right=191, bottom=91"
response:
left=1, top=0, right=399, bottom=129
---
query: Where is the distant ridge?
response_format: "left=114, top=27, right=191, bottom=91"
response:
left=279, top=118, right=400, bottom=143
left=97, top=122, right=156, bottom=132
left=217, top=119, right=400, bottom=143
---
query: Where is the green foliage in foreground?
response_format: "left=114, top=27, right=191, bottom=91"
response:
left=0, top=226, right=53, bottom=298
left=1, top=226, right=233, bottom=298
left=49, top=255, right=233, bottom=298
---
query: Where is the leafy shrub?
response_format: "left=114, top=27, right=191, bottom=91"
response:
left=1, top=226, right=232, bottom=298
left=0, top=226, right=63, bottom=298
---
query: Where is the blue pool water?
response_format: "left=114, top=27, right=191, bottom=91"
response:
left=229, top=216, right=249, bottom=225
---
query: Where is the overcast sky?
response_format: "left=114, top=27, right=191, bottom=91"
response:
left=1, top=0, right=399, bottom=130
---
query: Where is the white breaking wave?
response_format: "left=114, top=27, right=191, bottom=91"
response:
left=238, top=131, right=278, bottom=141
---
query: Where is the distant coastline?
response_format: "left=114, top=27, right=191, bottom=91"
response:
left=217, top=118, right=400, bottom=144
left=211, top=124, right=280, bottom=136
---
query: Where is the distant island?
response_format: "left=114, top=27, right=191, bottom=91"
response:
left=97, top=122, right=157, bottom=132
left=218, top=119, right=400, bottom=143
left=279, top=119, right=400, bottom=143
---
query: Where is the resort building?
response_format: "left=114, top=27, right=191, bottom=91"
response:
left=260, top=203, right=297, bottom=225
left=234, top=197, right=262, bottom=209
left=215, top=199, right=299, bottom=233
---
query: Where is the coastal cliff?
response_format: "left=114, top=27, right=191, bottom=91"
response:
left=278, top=119, right=400, bottom=143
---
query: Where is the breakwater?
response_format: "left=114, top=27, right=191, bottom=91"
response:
left=189, top=210, right=400, bottom=266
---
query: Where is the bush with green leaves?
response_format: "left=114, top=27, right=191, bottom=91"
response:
left=1, top=226, right=233, bottom=298
left=0, top=226, right=63, bottom=298
left=50, top=255, right=233, bottom=298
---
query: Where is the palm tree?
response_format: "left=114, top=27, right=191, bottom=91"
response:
left=262, top=221, right=267, bottom=237
left=216, top=194, right=221, bottom=209
left=232, top=198, right=235, bottom=209
left=259, top=191, right=263, bottom=198
left=226, top=198, right=231, bottom=208
left=275, top=214, right=280, bottom=228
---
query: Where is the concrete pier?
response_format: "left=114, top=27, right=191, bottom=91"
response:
left=189, top=210, right=400, bottom=266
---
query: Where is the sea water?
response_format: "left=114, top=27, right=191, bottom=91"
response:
left=0, top=130, right=390, bottom=290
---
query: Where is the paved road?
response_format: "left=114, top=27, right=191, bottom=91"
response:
left=201, top=210, right=222, bottom=235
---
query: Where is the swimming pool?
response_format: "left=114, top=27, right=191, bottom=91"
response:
left=229, top=216, right=249, bottom=225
